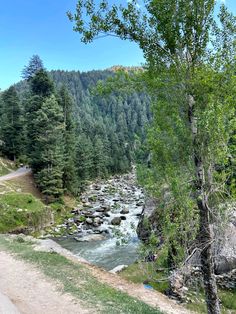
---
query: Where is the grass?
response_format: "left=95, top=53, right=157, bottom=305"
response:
left=186, top=289, right=236, bottom=314
left=120, top=262, right=169, bottom=294
left=0, top=157, right=15, bottom=176
left=0, top=235, right=163, bottom=314
left=8, top=173, right=43, bottom=200
left=121, top=262, right=236, bottom=314
left=0, top=193, right=49, bottom=233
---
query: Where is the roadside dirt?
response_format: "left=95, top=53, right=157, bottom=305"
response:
left=0, top=167, right=31, bottom=182
left=34, top=239, right=194, bottom=314
left=0, top=251, right=93, bottom=314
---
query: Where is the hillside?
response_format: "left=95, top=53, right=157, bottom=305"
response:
left=15, top=69, right=151, bottom=175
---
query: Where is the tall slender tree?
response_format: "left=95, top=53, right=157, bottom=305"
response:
left=22, top=55, right=44, bottom=81
left=58, top=86, right=78, bottom=194
left=1, top=86, right=24, bottom=161
left=68, top=1, right=236, bottom=312
left=33, top=95, right=65, bottom=201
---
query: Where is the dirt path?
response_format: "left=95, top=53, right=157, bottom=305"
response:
left=88, top=265, right=192, bottom=314
left=0, top=251, right=93, bottom=314
left=0, top=291, right=20, bottom=314
left=0, top=167, right=31, bottom=182
left=35, top=239, right=194, bottom=314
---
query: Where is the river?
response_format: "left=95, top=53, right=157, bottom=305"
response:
left=55, top=171, right=144, bottom=270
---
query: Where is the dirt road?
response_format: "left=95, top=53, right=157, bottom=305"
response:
left=0, top=251, right=92, bottom=314
left=0, top=167, right=31, bottom=182
left=0, top=290, right=20, bottom=314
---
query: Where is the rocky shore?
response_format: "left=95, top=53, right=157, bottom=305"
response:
left=51, top=171, right=144, bottom=242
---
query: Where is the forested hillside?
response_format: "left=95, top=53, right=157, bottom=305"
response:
left=0, top=57, right=150, bottom=199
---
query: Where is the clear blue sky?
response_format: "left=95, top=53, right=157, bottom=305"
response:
left=0, top=0, right=235, bottom=90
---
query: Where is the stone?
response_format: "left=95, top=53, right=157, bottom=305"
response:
left=71, top=208, right=79, bottom=214
left=94, top=217, right=102, bottom=225
left=83, top=202, right=92, bottom=208
left=120, top=208, right=129, bottom=214
left=101, top=205, right=111, bottom=211
left=111, top=217, right=122, bottom=226
left=93, top=184, right=101, bottom=190
left=96, top=207, right=105, bottom=212
left=85, top=218, right=93, bottom=224
left=113, top=198, right=120, bottom=202
left=74, top=234, right=106, bottom=242
left=120, top=216, right=126, bottom=221
left=216, top=269, right=236, bottom=289
left=136, top=201, right=144, bottom=206
left=109, top=265, right=128, bottom=274
left=92, top=212, right=103, bottom=218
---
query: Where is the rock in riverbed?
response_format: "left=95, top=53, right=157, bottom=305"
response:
left=111, top=217, right=122, bottom=226
left=120, top=208, right=129, bottom=214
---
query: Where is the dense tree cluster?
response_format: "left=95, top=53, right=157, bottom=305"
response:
left=0, top=56, right=150, bottom=200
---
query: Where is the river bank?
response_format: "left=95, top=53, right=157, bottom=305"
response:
left=52, top=171, right=145, bottom=270
left=0, top=234, right=194, bottom=314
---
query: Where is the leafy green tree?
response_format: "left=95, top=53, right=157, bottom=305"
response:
left=68, top=1, right=236, bottom=312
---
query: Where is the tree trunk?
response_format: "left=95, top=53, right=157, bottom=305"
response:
left=188, top=95, right=221, bottom=314
left=198, top=196, right=221, bottom=314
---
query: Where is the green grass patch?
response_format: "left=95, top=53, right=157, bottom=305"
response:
left=0, top=158, right=15, bottom=176
left=120, top=262, right=169, bottom=294
left=0, top=193, right=49, bottom=233
left=185, top=288, right=236, bottom=313
left=0, top=236, right=162, bottom=314
left=121, top=262, right=236, bottom=313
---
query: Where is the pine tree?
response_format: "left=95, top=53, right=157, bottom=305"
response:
left=33, top=95, right=65, bottom=201
left=76, top=134, right=94, bottom=182
left=93, top=137, right=107, bottom=178
left=30, top=69, right=54, bottom=97
left=1, top=87, right=24, bottom=161
left=24, top=61, right=65, bottom=201
left=58, top=86, right=78, bottom=194
left=22, top=55, right=44, bottom=80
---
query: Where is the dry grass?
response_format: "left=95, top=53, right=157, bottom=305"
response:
left=8, top=173, right=43, bottom=201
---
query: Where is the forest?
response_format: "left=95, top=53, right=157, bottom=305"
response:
left=0, top=57, right=150, bottom=199
left=0, top=1, right=235, bottom=314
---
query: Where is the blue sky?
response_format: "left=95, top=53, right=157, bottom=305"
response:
left=0, top=0, right=235, bottom=90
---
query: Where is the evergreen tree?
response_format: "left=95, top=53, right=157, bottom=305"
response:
left=93, top=136, right=108, bottom=178
left=1, top=87, right=24, bottom=161
left=33, top=95, right=65, bottom=201
left=30, top=69, right=54, bottom=97
left=58, top=86, right=78, bottom=194
left=76, top=134, right=94, bottom=182
left=22, top=55, right=44, bottom=80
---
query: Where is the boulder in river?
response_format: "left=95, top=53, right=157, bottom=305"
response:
left=120, top=208, right=129, bottom=214
left=74, top=234, right=106, bottom=242
left=111, top=217, right=122, bottom=226
left=94, top=217, right=102, bottom=225
left=85, top=218, right=93, bottom=224
left=96, top=207, right=105, bottom=212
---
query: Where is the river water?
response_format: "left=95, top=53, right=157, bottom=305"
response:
left=55, top=172, right=144, bottom=270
